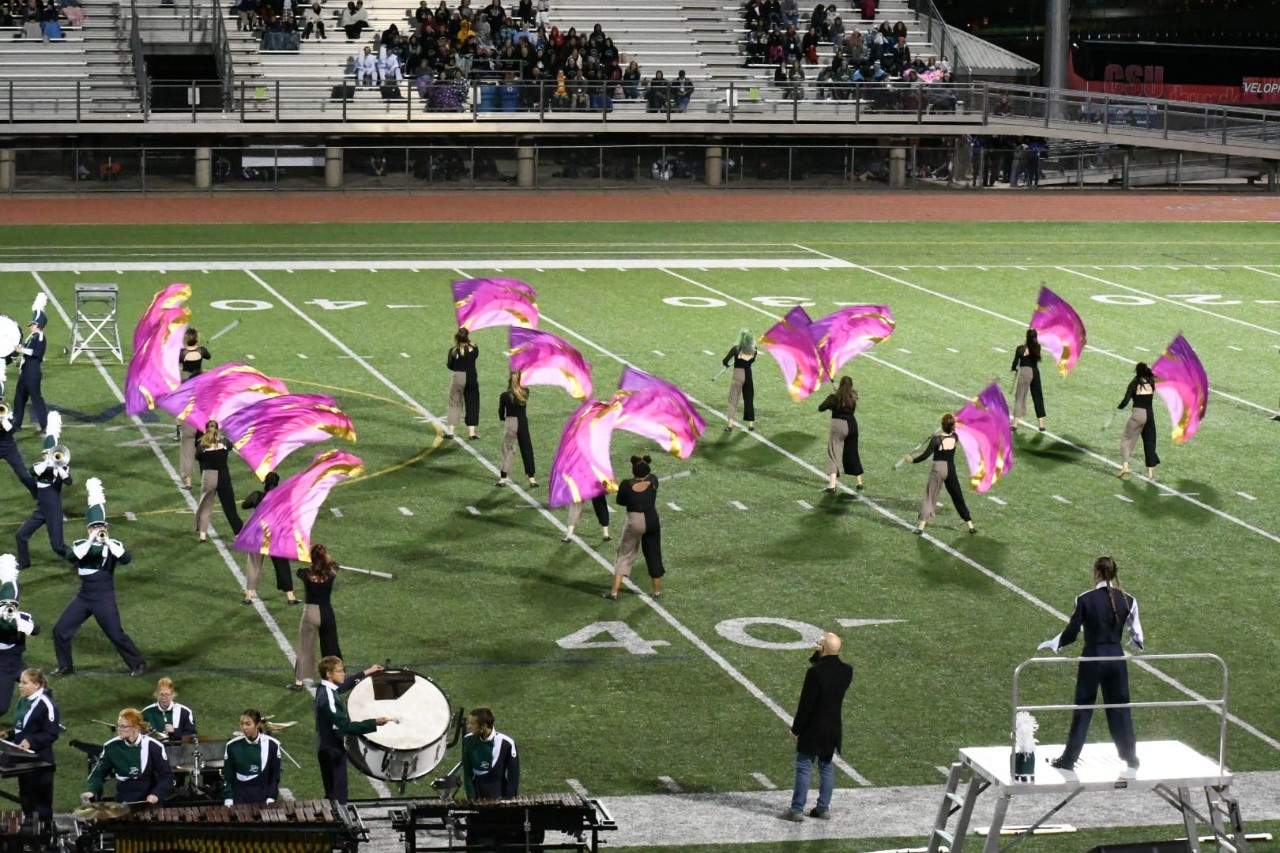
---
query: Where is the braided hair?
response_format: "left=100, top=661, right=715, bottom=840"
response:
left=1094, top=556, right=1123, bottom=626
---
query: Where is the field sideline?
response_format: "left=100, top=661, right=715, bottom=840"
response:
left=0, top=220, right=1278, bottom=852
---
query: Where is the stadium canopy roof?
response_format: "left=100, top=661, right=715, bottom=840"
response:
left=947, top=25, right=1042, bottom=79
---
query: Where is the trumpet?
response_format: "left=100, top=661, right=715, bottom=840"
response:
left=0, top=401, right=9, bottom=420
left=93, top=528, right=109, bottom=544
left=51, top=444, right=71, bottom=465
left=0, top=600, right=18, bottom=622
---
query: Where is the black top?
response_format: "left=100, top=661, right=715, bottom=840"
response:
left=1118, top=378, right=1155, bottom=412
left=791, top=654, right=853, bottom=760
left=617, top=474, right=659, bottom=520
left=912, top=432, right=959, bottom=465
left=446, top=345, right=479, bottom=379
left=498, top=390, right=528, bottom=423
left=721, top=346, right=756, bottom=371
left=818, top=393, right=857, bottom=422
left=1057, top=584, right=1144, bottom=654
left=1010, top=346, right=1040, bottom=371
left=196, top=439, right=232, bottom=473
left=297, top=568, right=335, bottom=608
left=179, top=346, right=211, bottom=380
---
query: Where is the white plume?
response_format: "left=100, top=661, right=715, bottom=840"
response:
left=86, top=477, right=105, bottom=508
left=46, top=410, right=62, bottom=442
left=32, top=293, right=47, bottom=313
left=0, top=554, right=16, bottom=586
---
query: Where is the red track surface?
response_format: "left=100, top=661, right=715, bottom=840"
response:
left=2, top=190, right=1279, bottom=224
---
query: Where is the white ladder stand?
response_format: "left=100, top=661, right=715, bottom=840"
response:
left=70, top=283, right=123, bottom=363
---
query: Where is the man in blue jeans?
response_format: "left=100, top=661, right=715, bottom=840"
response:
left=780, top=631, right=853, bottom=821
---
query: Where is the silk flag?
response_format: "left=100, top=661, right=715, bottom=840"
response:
left=126, top=304, right=190, bottom=415
left=1030, top=287, right=1087, bottom=377
left=233, top=449, right=365, bottom=561
left=809, top=304, right=895, bottom=379
left=548, top=399, right=624, bottom=509
left=615, top=366, right=706, bottom=459
left=132, top=283, right=191, bottom=355
left=453, top=278, right=539, bottom=331
left=1152, top=333, right=1209, bottom=444
left=953, top=382, right=1015, bottom=493
left=221, top=394, right=357, bottom=480
left=759, top=306, right=822, bottom=401
left=508, top=327, right=593, bottom=400
left=156, top=363, right=289, bottom=425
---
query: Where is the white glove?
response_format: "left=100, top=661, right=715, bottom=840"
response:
left=54, top=465, right=70, bottom=480
left=266, top=798, right=275, bottom=804
left=224, top=798, right=233, bottom=807
left=32, top=460, right=49, bottom=476
left=1037, top=640, right=1056, bottom=653
left=107, top=539, right=125, bottom=558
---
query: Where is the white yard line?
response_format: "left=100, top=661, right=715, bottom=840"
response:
left=654, top=266, right=1280, bottom=753
left=250, top=268, right=874, bottom=787
left=0, top=256, right=851, bottom=273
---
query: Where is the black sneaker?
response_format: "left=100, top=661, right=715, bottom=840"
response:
left=1049, top=756, right=1074, bottom=770
left=130, top=663, right=148, bottom=677
left=51, top=666, right=74, bottom=677
left=807, top=807, right=832, bottom=820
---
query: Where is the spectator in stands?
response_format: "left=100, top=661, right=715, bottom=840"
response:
left=645, top=70, right=669, bottom=112
left=808, top=3, right=826, bottom=39
left=845, top=30, right=865, bottom=64
left=301, top=1, right=325, bottom=38
left=859, top=0, right=875, bottom=21
left=764, top=0, right=780, bottom=26
left=235, top=0, right=259, bottom=31
left=550, top=69, right=569, bottom=109
left=339, top=0, right=368, bottom=39
left=381, top=44, right=404, bottom=83
left=534, top=0, right=547, bottom=27
left=744, top=0, right=762, bottom=28
left=459, top=0, right=475, bottom=21
left=514, top=0, right=532, bottom=24
left=568, top=69, right=589, bottom=110
left=800, top=25, right=819, bottom=63
left=414, top=0, right=430, bottom=29
left=380, top=22, right=400, bottom=48
left=672, top=69, right=693, bottom=111
left=782, top=22, right=799, bottom=60
left=354, top=45, right=378, bottom=84
left=744, top=23, right=766, bottom=65
left=59, top=0, right=83, bottom=27
left=780, top=0, right=797, bottom=27
left=827, top=14, right=842, bottom=44
left=20, top=11, right=41, bottom=38
left=39, top=0, right=61, bottom=38
left=481, top=0, right=503, bottom=41
left=622, top=60, right=640, bottom=99
left=993, top=93, right=1012, bottom=116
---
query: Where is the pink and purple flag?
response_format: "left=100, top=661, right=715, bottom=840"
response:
left=953, top=382, right=1015, bottom=493
left=453, top=278, right=539, bottom=331
left=156, top=363, right=289, bottom=426
left=615, top=367, right=706, bottom=459
left=508, top=327, right=593, bottom=400
left=233, top=449, right=365, bottom=561
left=131, top=284, right=191, bottom=355
left=1152, top=333, right=1209, bottom=444
left=1030, top=287, right=1087, bottom=377
left=759, top=306, right=823, bottom=401
left=221, top=394, right=357, bottom=480
left=809, top=305, right=895, bottom=379
left=548, top=399, right=624, bottom=508
left=126, top=306, right=191, bottom=416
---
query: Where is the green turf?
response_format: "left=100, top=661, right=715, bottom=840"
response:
left=0, top=221, right=1277, bottom=849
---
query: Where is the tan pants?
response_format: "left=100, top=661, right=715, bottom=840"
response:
left=826, top=419, right=849, bottom=475
left=245, top=551, right=262, bottom=592
left=919, top=461, right=947, bottom=523
left=179, top=423, right=198, bottom=481
left=445, top=372, right=466, bottom=428
left=195, top=469, right=219, bottom=533
left=294, top=604, right=322, bottom=681
left=726, top=368, right=746, bottom=421
left=1120, top=408, right=1149, bottom=465
left=612, top=512, right=646, bottom=577
left=1012, top=366, right=1033, bottom=419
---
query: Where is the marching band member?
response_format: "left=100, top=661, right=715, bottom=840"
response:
left=314, top=656, right=388, bottom=805
left=0, top=668, right=59, bottom=830
left=0, top=555, right=37, bottom=717
left=51, top=478, right=147, bottom=677
left=721, top=329, right=757, bottom=432
left=495, top=371, right=537, bottom=488
left=0, top=364, right=36, bottom=497
left=15, top=412, right=70, bottom=570
left=83, top=708, right=172, bottom=805
left=177, top=329, right=210, bottom=488
left=444, top=327, right=480, bottom=440
left=289, top=544, right=341, bottom=691
left=563, top=494, right=610, bottom=543
left=1117, top=361, right=1160, bottom=479
left=223, top=709, right=282, bottom=806
left=903, top=412, right=976, bottom=536
left=195, top=420, right=244, bottom=542
left=818, top=376, right=863, bottom=492
left=141, top=677, right=197, bottom=741
left=1010, top=328, right=1047, bottom=432
left=10, top=294, right=49, bottom=434
left=240, top=471, right=299, bottom=606
left=461, top=706, right=520, bottom=800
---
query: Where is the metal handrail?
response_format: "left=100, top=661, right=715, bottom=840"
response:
left=907, top=0, right=968, bottom=81
left=210, top=0, right=236, bottom=109
left=1012, top=652, right=1229, bottom=776
left=128, top=0, right=151, bottom=116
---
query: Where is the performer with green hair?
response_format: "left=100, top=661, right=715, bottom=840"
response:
left=721, top=329, right=757, bottom=432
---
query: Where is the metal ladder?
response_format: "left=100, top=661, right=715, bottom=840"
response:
left=927, top=762, right=987, bottom=853
left=70, top=283, right=123, bottom=363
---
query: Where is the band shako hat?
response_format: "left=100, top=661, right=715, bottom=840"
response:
left=42, top=411, right=63, bottom=455
left=29, top=293, right=48, bottom=329
left=0, top=554, right=19, bottom=623
left=86, top=477, right=108, bottom=529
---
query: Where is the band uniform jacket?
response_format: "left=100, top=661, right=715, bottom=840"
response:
left=791, top=653, right=854, bottom=760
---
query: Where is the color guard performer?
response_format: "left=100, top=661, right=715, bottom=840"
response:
left=445, top=327, right=480, bottom=441
left=140, top=677, right=197, bottom=741
left=10, top=294, right=49, bottom=434
left=1117, top=362, right=1160, bottom=479
left=15, top=412, right=70, bottom=570
left=1038, top=556, right=1144, bottom=771
left=1010, top=328, right=1047, bottom=432
left=314, top=656, right=388, bottom=804
left=721, top=330, right=757, bottom=432
left=0, top=555, right=37, bottom=717
left=0, top=363, right=36, bottom=497
left=83, top=708, right=172, bottom=805
left=0, top=668, right=59, bottom=831
left=818, top=376, right=863, bottom=492
left=240, top=472, right=299, bottom=606
left=563, top=494, right=610, bottom=543
left=51, top=478, right=147, bottom=677
left=903, top=413, right=976, bottom=536
left=223, top=709, right=282, bottom=806
left=496, top=371, right=537, bottom=487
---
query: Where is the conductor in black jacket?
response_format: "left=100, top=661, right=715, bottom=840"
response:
left=781, top=631, right=853, bottom=822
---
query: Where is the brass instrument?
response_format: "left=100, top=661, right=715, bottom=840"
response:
left=51, top=444, right=71, bottom=466
left=0, top=402, right=9, bottom=420
left=0, top=600, right=17, bottom=622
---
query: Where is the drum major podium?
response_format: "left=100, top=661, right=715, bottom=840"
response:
left=927, top=653, right=1247, bottom=853
left=69, top=284, right=123, bottom=364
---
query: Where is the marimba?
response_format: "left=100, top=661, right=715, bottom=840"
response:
left=391, top=792, right=616, bottom=853
left=76, top=799, right=366, bottom=853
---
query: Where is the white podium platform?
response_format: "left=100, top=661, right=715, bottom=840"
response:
left=928, top=741, right=1246, bottom=853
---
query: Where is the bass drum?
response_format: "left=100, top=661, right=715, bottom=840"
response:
left=0, top=315, right=19, bottom=358
left=344, top=668, right=452, bottom=783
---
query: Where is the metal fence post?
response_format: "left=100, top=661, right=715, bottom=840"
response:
left=275, top=80, right=281, bottom=121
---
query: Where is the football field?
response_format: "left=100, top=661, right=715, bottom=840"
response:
left=1, top=220, right=1278, bottom=851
